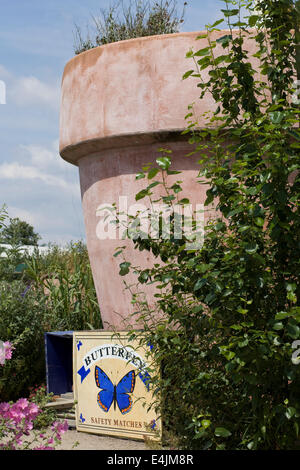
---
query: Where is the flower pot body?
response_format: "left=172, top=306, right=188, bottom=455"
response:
left=59, top=31, right=258, bottom=329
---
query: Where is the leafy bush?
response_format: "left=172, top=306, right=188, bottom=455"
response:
left=0, top=281, right=51, bottom=402
left=116, top=0, right=300, bottom=450
left=0, top=240, right=102, bottom=402
left=74, top=0, right=186, bottom=54
left=0, top=350, right=68, bottom=451
left=28, top=384, right=57, bottom=430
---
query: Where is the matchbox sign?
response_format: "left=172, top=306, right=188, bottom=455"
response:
left=73, top=331, right=160, bottom=440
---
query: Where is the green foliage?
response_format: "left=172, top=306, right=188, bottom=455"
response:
left=0, top=280, right=51, bottom=402
left=74, top=0, right=186, bottom=54
left=0, top=245, right=30, bottom=282
left=0, top=241, right=102, bottom=402
left=116, top=0, right=300, bottom=450
left=24, top=242, right=102, bottom=331
left=0, top=205, right=7, bottom=232
left=0, top=217, right=41, bottom=246
left=28, top=384, right=57, bottom=430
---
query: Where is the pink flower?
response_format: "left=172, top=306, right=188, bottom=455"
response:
left=0, top=341, right=14, bottom=365
left=51, top=420, right=68, bottom=434
left=3, top=341, right=14, bottom=360
left=16, top=398, right=29, bottom=410
left=0, top=393, right=64, bottom=450
left=0, top=402, right=10, bottom=414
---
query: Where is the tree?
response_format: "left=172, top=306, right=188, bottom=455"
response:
left=115, top=0, right=300, bottom=450
left=0, top=217, right=41, bottom=246
left=0, top=205, right=7, bottom=232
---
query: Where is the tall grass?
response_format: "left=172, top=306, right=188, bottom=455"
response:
left=0, top=239, right=102, bottom=400
left=24, top=241, right=102, bottom=331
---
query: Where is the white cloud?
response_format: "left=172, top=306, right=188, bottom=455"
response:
left=0, top=161, right=78, bottom=195
left=4, top=201, right=85, bottom=246
left=19, top=140, right=66, bottom=171
left=0, top=64, right=12, bottom=81
left=7, top=206, right=37, bottom=227
left=0, top=63, right=60, bottom=111
left=0, top=135, right=84, bottom=245
left=10, top=76, right=60, bottom=110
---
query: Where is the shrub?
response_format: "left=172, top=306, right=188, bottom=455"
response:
left=28, top=384, right=57, bottom=430
left=74, top=0, right=186, bottom=54
left=0, top=281, right=50, bottom=402
left=0, top=343, right=68, bottom=450
left=0, top=240, right=102, bottom=401
left=116, top=0, right=300, bottom=450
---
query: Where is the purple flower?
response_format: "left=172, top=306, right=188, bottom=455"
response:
left=20, top=285, right=31, bottom=298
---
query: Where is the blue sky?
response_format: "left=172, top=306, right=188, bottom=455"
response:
left=0, top=0, right=222, bottom=245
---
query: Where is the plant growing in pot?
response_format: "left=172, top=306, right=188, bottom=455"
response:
left=73, top=0, right=187, bottom=53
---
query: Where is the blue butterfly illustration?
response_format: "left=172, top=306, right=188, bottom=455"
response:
left=95, top=366, right=136, bottom=415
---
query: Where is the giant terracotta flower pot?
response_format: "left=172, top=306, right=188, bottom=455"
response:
left=59, top=31, right=257, bottom=329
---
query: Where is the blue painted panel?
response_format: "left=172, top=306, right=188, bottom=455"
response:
left=44, top=332, right=73, bottom=395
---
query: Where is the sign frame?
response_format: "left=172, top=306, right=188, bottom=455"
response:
left=73, top=330, right=161, bottom=441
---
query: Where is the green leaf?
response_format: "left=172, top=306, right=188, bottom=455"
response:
left=285, top=407, right=296, bottom=420
left=201, top=419, right=211, bottom=428
left=194, top=278, right=207, bottom=291
left=244, top=243, right=258, bottom=254
left=288, top=129, right=300, bottom=141
left=275, top=311, right=291, bottom=321
left=148, top=168, right=159, bottom=179
left=287, top=324, right=300, bottom=339
left=210, top=19, right=224, bottom=28
left=156, top=156, right=171, bottom=170
left=119, top=262, right=131, bottom=276
left=135, top=189, right=149, bottom=201
left=147, top=181, right=160, bottom=190
left=183, top=70, right=194, bottom=80
left=273, top=322, right=284, bottom=331
left=248, top=15, right=259, bottom=27
left=221, top=8, right=239, bottom=17
left=194, top=47, right=211, bottom=57
left=179, top=198, right=190, bottom=205
left=270, top=111, right=283, bottom=124
left=215, top=427, right=232, bottom=437
left=204, top=192, right=214, bottom=206
left=113, top=249, right=123, bottom=258
left=254, top=217, right=264, bottom=227
left=216, top=34, right=232, bottom=45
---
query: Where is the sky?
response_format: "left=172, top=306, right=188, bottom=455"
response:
left=0, top=0, right=223, bottom=245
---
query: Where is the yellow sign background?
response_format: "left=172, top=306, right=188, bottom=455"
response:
left=73, top=331, right=160, bottom=440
